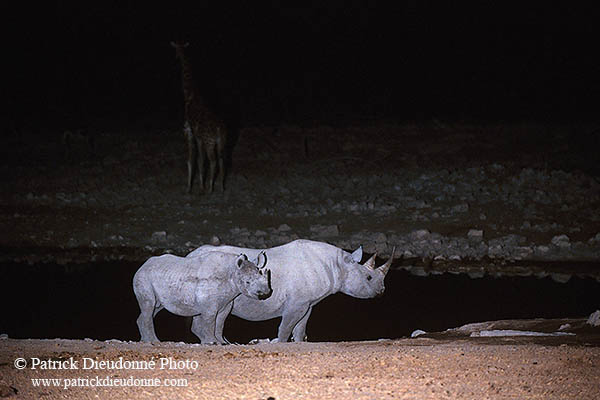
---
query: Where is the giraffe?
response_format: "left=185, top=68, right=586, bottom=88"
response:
left=171, top=41, right=226, bottom=194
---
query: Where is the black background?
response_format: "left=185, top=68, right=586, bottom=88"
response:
left=8, top=2, right=599, bottom=131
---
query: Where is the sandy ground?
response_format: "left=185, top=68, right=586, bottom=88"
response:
left=1, top=335, right=599, bottom=400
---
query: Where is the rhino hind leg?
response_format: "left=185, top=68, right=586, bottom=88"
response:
left=191, top=314, right=219, bottom=344
left=291, top=306, right=312, bottom=342
left=277, top=303, right=311, bottom=342
left=133, top=282, right=161, bottom=342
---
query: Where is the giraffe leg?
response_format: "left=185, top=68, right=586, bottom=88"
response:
left=215, top=133, right=225, bottom=192
left=205, top=142, right=217, bottom=194
left=195, top=136, right=205, bottom=193
left=185, top=123, right=196, bottom=194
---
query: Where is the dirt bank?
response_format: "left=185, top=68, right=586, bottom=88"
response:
left=2, top=334, right=599, bottom=400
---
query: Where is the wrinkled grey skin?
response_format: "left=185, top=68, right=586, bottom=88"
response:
left=187, top=239, right=394, bottom=342
left=133, top=251, right=271, bottom=343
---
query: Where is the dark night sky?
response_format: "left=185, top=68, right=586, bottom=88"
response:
left=8, top=2, right=600, bottom=129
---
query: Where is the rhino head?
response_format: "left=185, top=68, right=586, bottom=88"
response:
left=340, top=246, right=395, bottom=299
left=233, top=252, right=272, bottom=300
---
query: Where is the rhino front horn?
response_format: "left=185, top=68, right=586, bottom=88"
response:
left=377, top=246, right=396, bottom=275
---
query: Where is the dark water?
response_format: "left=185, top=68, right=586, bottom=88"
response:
left=1, top=261, right=598, bottom=343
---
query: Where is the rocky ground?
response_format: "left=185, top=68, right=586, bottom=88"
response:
left=2, top=121, right=599, bottom=279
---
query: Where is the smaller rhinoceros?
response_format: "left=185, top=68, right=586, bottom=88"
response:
left=133, top=251, right=271, bottom=343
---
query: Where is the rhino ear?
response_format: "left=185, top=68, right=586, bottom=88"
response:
left=349, top=245, right=363, bottom=263
left=236, top=254, right=248, bottom=268
left=254, top=251, right=268, bottom=269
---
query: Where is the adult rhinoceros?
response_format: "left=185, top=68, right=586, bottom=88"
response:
left=187, top=239, right=394, bottom=342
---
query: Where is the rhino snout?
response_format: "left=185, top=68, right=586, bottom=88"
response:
left=256, top=288, right=272, bottom=300
left=374, top=285, right=386, bottom=298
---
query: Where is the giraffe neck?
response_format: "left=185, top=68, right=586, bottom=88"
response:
left=177, top=50, right=197, bottom=104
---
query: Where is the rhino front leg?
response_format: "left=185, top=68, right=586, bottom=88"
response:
left=191, top=314, right=219, bottom=344
left=214, top=302, right=233, bottom=344
left=277, top=304, right=311, bottom=342
left=291, top=306, right=312, bottom=342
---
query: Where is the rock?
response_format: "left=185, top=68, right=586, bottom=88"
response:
left=411, top=329, right=427, bottom=338
left=514, top=246, right=534, bottom=260
left=348, top=203, right=360, bottom=212
left=451, top=203, right=469, bottom=213
left=488, top=244, right=503, bottom=258
left=589, top=233, right=600, bottom=243
left=410, top=229, right=430, bottom=240
left=0, top=333, right=8, bottom=340
left=374, top=242, right=388, bottom=254
left=373, top=232, right=387, bottom=243
left=467, top=229, right=484, bottom=240
left=0, top=384, right=17, bottom=398
left=551, top=234, right=571, bottom=248
left=558, top=324, right=571, bottom=331
left=210, top=236, right=220, bottom=245
left=273, top=234, right=291, bottom=244
left=277, top=224, right=292, bottom=232
left=468, top=270, right=485, bottom=279
left=587, top=310, right=600, bottom=327
left=550, top=273, right=571, bottom=283
left=151, top=231, right=168, bottom=244
left=535, top=245, right=550, bottom=255
left=309, top=224, right=339, bottom=237
left=409, top=267, right=429, bottom=277
left=253, top=237, right=266, bottom=248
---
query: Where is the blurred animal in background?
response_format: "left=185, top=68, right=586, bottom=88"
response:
left=171, top=41, right=227, bottom=194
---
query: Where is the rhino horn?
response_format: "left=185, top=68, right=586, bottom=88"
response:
left=364, top=253, right=377, bottom=270
left=377, top=246, right=396, bottom=275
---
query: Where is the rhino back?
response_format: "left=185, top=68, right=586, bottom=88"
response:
left=195, top=240, right=343, bottom=320
left=141, top=253, right=237, bottom=305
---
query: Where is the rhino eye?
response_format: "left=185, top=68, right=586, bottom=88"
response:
left=366, top=275, right=372, bottom=281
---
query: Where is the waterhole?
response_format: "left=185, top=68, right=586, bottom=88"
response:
left=1, top=261, right=598, bottom=343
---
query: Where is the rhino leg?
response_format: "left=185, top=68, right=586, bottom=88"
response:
left=134, top=285, right=161, bottom=342
left=291, top=306, right=312, bottom=342
left=277, top=303, right=311, bottom=342
left=191, top=314, right=219, bottom=344
left=215, top=301, right=234, bottom=344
